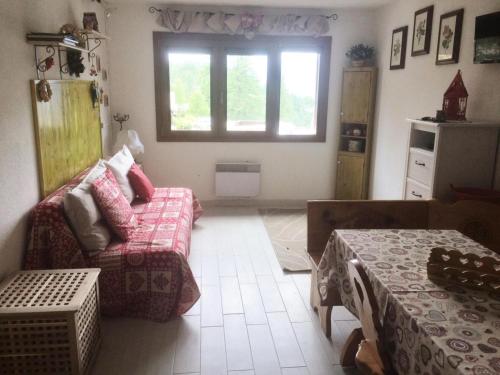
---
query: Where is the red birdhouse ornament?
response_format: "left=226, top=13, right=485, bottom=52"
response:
left=442, top=70, right=468, bottom=121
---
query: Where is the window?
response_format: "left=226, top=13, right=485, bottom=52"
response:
left=154, top=33, right=331, bottom=142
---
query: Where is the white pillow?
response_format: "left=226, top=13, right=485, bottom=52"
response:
left=63, top=160, right=111, bottom=254
left=104, top=145, right=135, bottom=203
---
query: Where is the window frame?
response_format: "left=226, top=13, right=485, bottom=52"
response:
left=153, top=32, right=331, bottom=142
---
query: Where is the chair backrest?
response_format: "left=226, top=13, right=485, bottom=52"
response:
left=348, top=259, right=390, bottom=373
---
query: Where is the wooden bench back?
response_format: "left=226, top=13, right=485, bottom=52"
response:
left=428, top=200, right=500, bottom=254
left=307, top=200, right=429, bottom=261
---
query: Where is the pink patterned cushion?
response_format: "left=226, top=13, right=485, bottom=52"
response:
left=91, top=169, right=138, bottom=241
left=128, top=163, right=154, bottom=202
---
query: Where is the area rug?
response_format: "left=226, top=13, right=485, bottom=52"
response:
left=259, top=208, right=310, bottom=272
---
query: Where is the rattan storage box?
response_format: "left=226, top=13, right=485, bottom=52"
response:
left=0, top=269, right=101, bottom=375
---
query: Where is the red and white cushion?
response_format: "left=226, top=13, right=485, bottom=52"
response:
left=91, top=169, right=138, bottom=241
left=127, top=163, right=155, bottom=202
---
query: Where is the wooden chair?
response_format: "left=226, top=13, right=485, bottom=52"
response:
left=307, top=199, right=500, bottom=338
left=348, top=259, right=393, bottom=375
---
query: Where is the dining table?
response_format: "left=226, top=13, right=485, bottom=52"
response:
left=317, top=229, right=500, bottom=375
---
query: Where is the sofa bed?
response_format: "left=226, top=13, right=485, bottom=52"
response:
left=24, top=147, right=203, bottom=322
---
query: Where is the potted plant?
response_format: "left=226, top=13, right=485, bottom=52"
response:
left=346, top=44, right=375, bottom=67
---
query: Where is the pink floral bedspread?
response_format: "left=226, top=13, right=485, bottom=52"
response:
left=24, top=170, right=203, bottom=322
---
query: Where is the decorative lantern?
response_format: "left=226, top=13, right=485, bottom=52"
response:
left=442, top=70, right=468, bottom=121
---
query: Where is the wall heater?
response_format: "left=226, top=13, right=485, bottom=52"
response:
left=215, top=163, right=261, bottom=197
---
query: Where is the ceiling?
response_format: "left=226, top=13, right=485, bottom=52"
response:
left=110, top=0, right=393, bottom=9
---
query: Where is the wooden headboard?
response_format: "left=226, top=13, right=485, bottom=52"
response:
left=30, top=80, right=103, bottom=198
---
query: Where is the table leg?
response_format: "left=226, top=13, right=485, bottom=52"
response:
left=340, top=327, right=364, bottom=367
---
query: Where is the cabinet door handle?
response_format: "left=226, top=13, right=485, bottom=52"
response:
left=411, top=191, right=423, bottom=198
left=414, top=160, right=426, bottom=167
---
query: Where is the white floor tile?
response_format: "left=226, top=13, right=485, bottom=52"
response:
left=267, top=312, right=306, bottom=368
left=174, top=315, right=201, bottom=374
left=201, top=284, right=223, bottom=327
left=224, top=314, right=253, bottom=371
left=221, top=276, right=244, bottom=314
left=241, top=283, right=268, bottom=325
left=201, top=326, right=227, bottom=375
left=257, top=275, right=285, bottom=313
left=247, top=324, right=281, bottom=375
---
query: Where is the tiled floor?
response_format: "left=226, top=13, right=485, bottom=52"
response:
left=92, top=207, right=360, bottom=375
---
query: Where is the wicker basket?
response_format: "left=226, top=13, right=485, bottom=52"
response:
left=0, top=269, right=101, bottom=375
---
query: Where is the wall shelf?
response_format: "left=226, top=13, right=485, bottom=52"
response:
left=27, top=30, right=109, bottom=79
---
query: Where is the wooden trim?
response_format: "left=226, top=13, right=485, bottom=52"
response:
left=153, top=32, right=331, bottom=142
left=411, top=5, right=434, bottom=57
left=436, top=8, right=464, bottom=65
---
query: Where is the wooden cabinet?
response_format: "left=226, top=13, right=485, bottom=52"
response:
left=403, top=119, right=500, bottom=201
left=336, top=154, right=365, bottom=200
left=335, top=67, right=377, bottom=200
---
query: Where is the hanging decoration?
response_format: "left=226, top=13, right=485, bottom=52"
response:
left=67, top=50, right=85, bottom=77
left=36, top=79, right=53, bottom=102
left=90, top=80, right=100, bottom=108
left=149, top=7, right=337, bottom=39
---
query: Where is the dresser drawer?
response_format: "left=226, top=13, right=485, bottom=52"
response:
left=407, top=148, right=434, bottom=185
left=405, top=179, right=431, bottom=200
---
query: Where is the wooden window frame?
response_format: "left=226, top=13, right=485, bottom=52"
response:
left=153, top=32, right=331, bottom=142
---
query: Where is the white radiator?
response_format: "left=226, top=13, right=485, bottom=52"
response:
left=215, top=163, right=261, bottom=197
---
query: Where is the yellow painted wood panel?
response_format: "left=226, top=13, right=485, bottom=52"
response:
left=335, top=154, right=365, bottom=200
left=340, top=71, right=372, bottom=124
left=31, top=80, right=102, bottom=198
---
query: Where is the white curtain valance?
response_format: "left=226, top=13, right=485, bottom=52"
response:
left=149, top=7, right=336, bottom=39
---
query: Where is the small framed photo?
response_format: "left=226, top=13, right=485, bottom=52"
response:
left=412, top=5, right=434, bottom=56
left=436, top=8, right=464, bottom=65
left=390, top=26, right=408, bottom=70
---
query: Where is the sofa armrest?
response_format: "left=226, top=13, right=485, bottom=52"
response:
left=307, top=200, right=430, bottom=260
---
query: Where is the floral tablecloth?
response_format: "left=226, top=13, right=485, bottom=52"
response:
left=318, top=229, right=500, bottom=375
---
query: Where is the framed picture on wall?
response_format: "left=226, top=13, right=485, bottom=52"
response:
left=436, top=8, right=464, bottom=65
left=412, top=5, right=434, bottom=56
left=390, top=26, right=408, bottom=70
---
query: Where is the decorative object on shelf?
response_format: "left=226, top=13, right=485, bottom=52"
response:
left=67, top=50, right=85, bottom=77
left=149, top=7, right=337, bottom=39
left=345, top=44, right=375, bottom=67
left=113, top=129, right=144, bottom=161
left=90, top=80, right=100, bottom=108
left=99, top=88, right=104, bottom=104
left=443, top=70, right=468, bottom=121
left=36, top=79, right=53, bottom=102
left=390, top=26, right=408, bottom=70
left=436, top=8, right=464, bottom=65
left=83, top=12, right=99, bottom=31
left=348, top=139, right=363, bottom=153
left=96, top=55, right=101, bottom=72
left=113, top=113, right=130, bottom=130
left=103, top=94, right=109, bottom=107
left=352, top=128, right=362, bottom=136
left=102, top=69, right=108, bottom=81
left=427, top=247, right=500, bottom=293
left=411, top=5, right=433, bottom=56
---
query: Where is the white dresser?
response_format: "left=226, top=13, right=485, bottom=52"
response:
left=403, top=119, right=500, bottom=201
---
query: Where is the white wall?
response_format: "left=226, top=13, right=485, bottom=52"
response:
left=371, top=0, right=500, bottom=199
left=107, top=6, right=378, bottom=201
left=0, top=0, right=112, bottom=279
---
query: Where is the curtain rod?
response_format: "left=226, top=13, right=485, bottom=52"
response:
left=148, top=6, right=338, bottom=20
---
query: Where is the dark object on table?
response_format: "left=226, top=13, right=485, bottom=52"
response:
left=474, top=11, right=500, bottom=64
left=427, top=247, right=500, bottom=293
left=442, top=70, right=468, bottom=121
left=435, top=110, right=446, bottom=122
left=451, top=185, right=500, bottom=204
left=83, top=12, right=99, bottom=31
